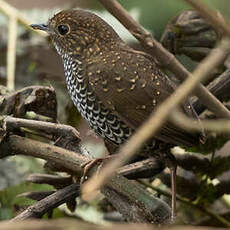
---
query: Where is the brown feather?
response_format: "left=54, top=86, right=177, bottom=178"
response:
left=87, top=46, right=199, bottom=147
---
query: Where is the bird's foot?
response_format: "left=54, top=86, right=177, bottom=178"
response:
left=80, top=155, right=114, bottom=184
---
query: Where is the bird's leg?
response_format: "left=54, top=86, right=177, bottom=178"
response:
left=169, top=162, right=177, bottom=222
left=163, top=151, right=177, bottom=222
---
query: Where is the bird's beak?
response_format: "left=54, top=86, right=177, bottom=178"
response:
left=30, top=24, right=49, bottom=32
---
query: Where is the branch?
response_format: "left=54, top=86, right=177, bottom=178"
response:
left=102, top=174, right=170, bottom=223
left=0, top=135, right=170, bottom=223
left=170, top=108, right=230, bottom=133
left=6, top=14, right=17, bottom=90
left=158, top=172, right=200, bottom=200
left=0, top=0, right=47, bottom=37
left=82, top=39, right=230, bottom=197
left=117, top=158, right=164, bottom=179
left=0, top=219, right=186, bottom=230
left=27, top=174, right=73, bottom=190
left=0, top=135, right=88, bottom=173
left=174, top=153, right=210, bottom=174
left=2, top=219, right=229, bottom=230
left=0, top=85, right=57, bottom=121
left=193, top=69, right=230, bottom=114
left=12, top=184, right=80, bottom=221
left=98, top=0, right=230, bottom=119
left=18, top=191, right=55, bottom=202
left=3, top=116, right=80, bottom=143
left=0, top=1, right=47, bottom=90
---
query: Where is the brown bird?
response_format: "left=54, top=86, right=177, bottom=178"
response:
left=31, top=9, right=201, bottom=219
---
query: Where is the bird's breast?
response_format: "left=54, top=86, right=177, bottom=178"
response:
left=62, top=56, right=133, bottom=146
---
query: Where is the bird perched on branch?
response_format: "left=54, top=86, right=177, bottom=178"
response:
left=31, top=9, right=202, bottom=220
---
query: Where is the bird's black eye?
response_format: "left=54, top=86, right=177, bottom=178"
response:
left=57, top=24, right=69, bottom=35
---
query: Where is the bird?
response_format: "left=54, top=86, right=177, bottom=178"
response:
left=31, top=9, right=202, bottom=220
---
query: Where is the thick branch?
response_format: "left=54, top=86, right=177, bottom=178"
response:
left=1, top=135, right=87, bottom=173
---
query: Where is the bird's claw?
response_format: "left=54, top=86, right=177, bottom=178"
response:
left=80, top=155, right=115, bottom=185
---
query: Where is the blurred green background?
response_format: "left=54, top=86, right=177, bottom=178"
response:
left=117, top=0, right=230, bottom=39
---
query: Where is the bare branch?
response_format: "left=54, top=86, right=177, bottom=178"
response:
left=0, top=0, right=47, bottom=37
left=117, top=158, right=164, bottom=179
left=0, top=1, right=47, bottom=91
left=3, top=116, right=80, bottom=141
left=26, top=174, right=73, bottom=189
left=18, top=191, right=55, bottom=201
left=2, top=219, right=229, bottom=230
left=0, top=219, right=155, bottom=230
left=12, top=183, right=80, bottom=221
left=170, top=108, right=230, bottom=133
left=0, top=135, right=88, bottom=173
left=193, top=69, right=230, bottom=114
left=6, top=14, right=17, bottom=90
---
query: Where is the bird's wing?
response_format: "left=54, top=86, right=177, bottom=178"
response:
left=87, top=48, right=198, bottom=146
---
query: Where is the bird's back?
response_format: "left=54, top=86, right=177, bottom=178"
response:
left=86, top=45, right=200, bottom=148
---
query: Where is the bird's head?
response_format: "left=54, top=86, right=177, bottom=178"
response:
left=31, top=9, right=122, bottom=57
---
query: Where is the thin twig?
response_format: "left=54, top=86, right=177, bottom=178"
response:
left=6, top=15, right=17, bottom=91
left=0, top=0, right=47, bottom=92
left=98, top=0, right=230, bottom=119
left=82, top=39, right=230, bottom=198
left=170, top=108, right=230, bottom=133
left=0, top=0, right=47, bottom=36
